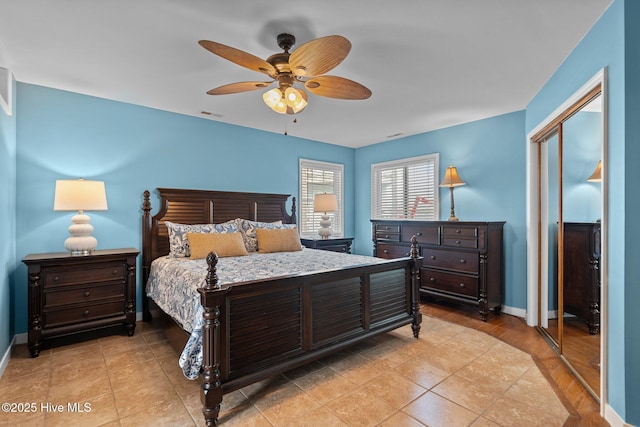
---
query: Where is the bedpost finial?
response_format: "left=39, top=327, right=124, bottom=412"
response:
left=143, top=190, right=151, bottom=212
left=410, top=235, right=419, bottom=259
left=206, top=252, right=220, bottom=289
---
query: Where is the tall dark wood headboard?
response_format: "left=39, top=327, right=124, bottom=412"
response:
left=141, top=188, right=297, bottom=317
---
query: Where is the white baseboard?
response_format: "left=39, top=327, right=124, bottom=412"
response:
left=0, top=335, right=16, bottom=380
left=605, top=403, right=630, bottom=427
left=502, top=305, right=526, bottom=318
left=15, top=332, right=27, bottom=345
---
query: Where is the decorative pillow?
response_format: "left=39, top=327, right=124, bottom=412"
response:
left=165, top=221, right=237, bottom=258
left=235, top=219, right=295, bottom=252
left=255, top=227, right=303, bottom=253
left=187, top=232, right=248, bottom=259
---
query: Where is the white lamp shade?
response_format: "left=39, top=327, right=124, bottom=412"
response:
left=313, top=193, right=338, bottom=213
left=54, top=179, right=108, bottom=255
left=54, top=179, right=108, bottom=211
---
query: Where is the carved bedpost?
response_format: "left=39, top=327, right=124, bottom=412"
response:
left=290, top=196, right=297, bottom=225
left=141, top=190, right=152, bottom=321
left=409, top=235, right=423, bottom=338
left=198, top=252, right=223, bottom=426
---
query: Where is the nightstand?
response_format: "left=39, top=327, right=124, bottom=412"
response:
left=22, top=248, right=139, bottom=357
left=301, top=237, right=354, bottom=254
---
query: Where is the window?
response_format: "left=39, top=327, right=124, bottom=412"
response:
left=371, top=154, right=439, bottom=220
left=299, top=159, right=344, bottom=237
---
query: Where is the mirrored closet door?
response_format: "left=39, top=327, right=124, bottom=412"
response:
left=531, top=83, right=603, bottom=400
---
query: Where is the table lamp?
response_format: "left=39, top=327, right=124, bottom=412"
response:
left=54, top=178, right=108, bottom=255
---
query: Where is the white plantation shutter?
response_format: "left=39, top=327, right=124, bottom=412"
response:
left=371, top=154, right=439, bottom=220
left=299, top=159, right=344, bottom=237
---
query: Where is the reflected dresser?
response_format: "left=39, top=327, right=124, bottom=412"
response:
left=563, top=222, right=601, bottom=334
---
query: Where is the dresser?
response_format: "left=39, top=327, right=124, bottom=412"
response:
left=300, top=237, right=353, bottom=253
left=23, top=248, right=139, bottom=357
left=563, top=222, right=600, bottom=334
left=371, top=220, right=505, bottom=321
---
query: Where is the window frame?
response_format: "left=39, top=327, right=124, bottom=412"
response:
left=371, top=153, right=440, bottom=220
left=299, top=159, right=344, bottom=238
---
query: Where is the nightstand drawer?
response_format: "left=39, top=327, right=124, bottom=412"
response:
left=423, top=248, right=478, bottom=273
left=44, top=299, right=126, bottom=328
left=44, top=263, right=126, bottom=287
left=421, top=268, right=477, bottom=298
left=45, top=283, right=125, bottom=307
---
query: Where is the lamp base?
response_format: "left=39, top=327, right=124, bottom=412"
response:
left=317, top=214, right=333, bottom=239
left=64, top=212, right=98, bottom=255
left=447, top=215, right=460, bottom=222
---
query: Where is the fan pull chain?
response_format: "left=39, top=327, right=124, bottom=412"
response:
left=284, top=117, right=298, bottom=136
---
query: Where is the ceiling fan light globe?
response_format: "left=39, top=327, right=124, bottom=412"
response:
left=263, top=88, right=287, bottom=113
left=284, top=87, right=308, bottom=113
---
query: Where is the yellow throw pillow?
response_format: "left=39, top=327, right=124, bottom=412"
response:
left=255, top=227, right=302, bottom=253
left=187, top=232, right=248, bottom=259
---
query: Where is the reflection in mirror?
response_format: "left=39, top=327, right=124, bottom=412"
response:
left=533, top=84, right=603, bottom=402
left=561, top=94, right=602, bottom=396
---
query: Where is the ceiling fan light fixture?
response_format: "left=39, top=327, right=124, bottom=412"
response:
left=284, top=87, right=308, bottom=113
left=263, top=88, right=287, bottom=114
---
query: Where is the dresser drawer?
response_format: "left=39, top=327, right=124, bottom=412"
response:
left=377, top=243, right=413, bottom=259
left=423, top=248, right=478, bottom=273
left=376, top=232, right=400, bottom=241
left=375, top=224, right=400, bottom=233
left=442, top=226, right=478, bottom=238
left=44, top=283, right=125, bottom=307
left=421, top=268, right=477, bottom=298
left=44, top=299, right=126, bottom=328
left=401, top=224, right=439, bottom=244
left=441, top=237, right=478, bottom=249
left=44, top=263, right=126, bottom=287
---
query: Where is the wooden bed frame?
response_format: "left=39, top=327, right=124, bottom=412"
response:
left=141, top=188, right=423, bottom=426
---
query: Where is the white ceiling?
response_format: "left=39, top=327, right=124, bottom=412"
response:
left=0, top=0, right=611, bottom=148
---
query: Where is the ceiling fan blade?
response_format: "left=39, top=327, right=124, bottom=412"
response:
left=305, top=76, right=372, bottom=100
left=199, top=40, right=276, bottom=77
left=289, top=35, right=351, bottom=77
left=207, top=81, right=273, bottom=95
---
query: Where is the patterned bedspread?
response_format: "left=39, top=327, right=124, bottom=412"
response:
left=146, top=248, right=388, bottom=379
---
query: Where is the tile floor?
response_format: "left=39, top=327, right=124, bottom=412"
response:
left=0, top=312, right=571, bottom=426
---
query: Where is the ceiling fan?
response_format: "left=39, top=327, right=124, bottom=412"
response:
left=198, top=33, right=372, bottom=115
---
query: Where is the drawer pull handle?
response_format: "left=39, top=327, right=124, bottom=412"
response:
left=384, top=235, right=389, bottom=238
left=53, top=276, right=60, bottom=282
left=456, top=229, right=461, bottom=234
left=430, top=255, right=436, bottom=260
left=416, top=232, right=422, bottom=237
left=112, top=270, right=119, bottom=275
left=430, top=277, right=435, bottom=282
left=459, top=283, right=465, bottom=288
left=460, top=259, right=466, bottom=264
left=455, top=240, right=461, bottom=244
left=384, top=226, right=389, bottom=230
left=383, top=249, right=389, bottom=254
left=84, top=291, right=91, bottom=297
left=83, top=309, right=90, bottom=317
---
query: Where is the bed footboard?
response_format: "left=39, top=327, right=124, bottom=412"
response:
left=197, top=238, right=422, bottom=426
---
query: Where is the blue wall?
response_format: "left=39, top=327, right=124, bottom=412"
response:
left=0, top=75, right=16, bottom=364
left=13, top=83, right=356, bottom=335
left=354, top=111, right=527, bottom=310
left=526, top=0, right=639, bottom=422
